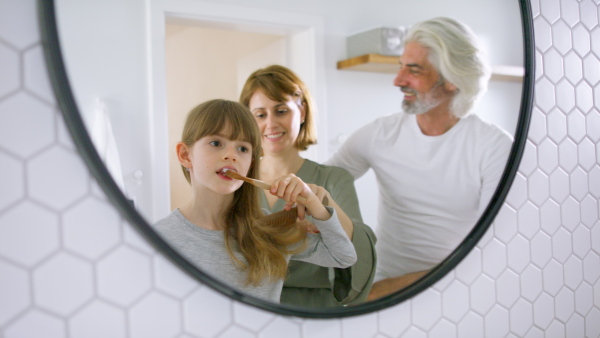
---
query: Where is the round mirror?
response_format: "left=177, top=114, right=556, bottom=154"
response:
left=39, top=0, right=534, bottom=317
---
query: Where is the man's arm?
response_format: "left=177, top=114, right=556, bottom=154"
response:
left=366, top=270, right=430, bottom=301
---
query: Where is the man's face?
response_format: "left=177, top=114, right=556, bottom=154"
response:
left=393, top=42, right=455, bottom=115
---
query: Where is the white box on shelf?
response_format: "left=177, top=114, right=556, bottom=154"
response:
left=347, top=26, right=406, bottom=58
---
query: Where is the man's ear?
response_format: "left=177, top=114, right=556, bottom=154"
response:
left=176, top=142, right=192, bottom=168
left=444, top=81, right=458, bottom=93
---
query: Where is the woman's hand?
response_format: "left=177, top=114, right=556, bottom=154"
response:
left=270, top=174, right=330, bottom=221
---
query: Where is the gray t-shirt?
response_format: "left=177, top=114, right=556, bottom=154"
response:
left=153, top=207, right=356, bottom=303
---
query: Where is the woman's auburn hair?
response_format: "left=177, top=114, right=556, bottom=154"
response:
left=239, top=65, right=317, bottom=151
left=180, top=99, right=307, bottom=286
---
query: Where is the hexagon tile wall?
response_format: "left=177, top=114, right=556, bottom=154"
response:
left=1, top=0, right=599, bottom=337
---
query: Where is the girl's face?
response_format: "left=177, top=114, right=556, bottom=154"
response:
left=182, top=132, right=253, bottom=195
left=248, top=88, right=305, bottom=156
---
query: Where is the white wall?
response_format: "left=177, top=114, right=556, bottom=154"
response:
left=2, top=0, right=599, bottom=337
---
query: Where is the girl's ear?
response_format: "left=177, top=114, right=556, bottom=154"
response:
left=176, top=142, right=192, bottom=168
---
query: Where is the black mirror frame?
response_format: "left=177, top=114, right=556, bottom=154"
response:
left=38, top=0, right=534, bottom=318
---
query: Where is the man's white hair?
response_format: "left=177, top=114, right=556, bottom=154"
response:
left=404, top=17, right=490, bottom=118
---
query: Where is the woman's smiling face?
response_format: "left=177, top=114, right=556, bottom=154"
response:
left=248, top=88, right=305, bottom=156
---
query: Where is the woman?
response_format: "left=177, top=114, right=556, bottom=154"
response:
left=240, top=65, right=377, bottom=307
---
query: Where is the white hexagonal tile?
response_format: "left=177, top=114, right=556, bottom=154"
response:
left=560, top=0, right=580, bottom=27
left=534, top=78, right=556, bottom=112
left=0, top=93, right=55, bottom=159
left=3, top=310, right=65, bottom=338
left=505, top=173, right=528, bottom=209
left=578, top=139, right=596, bottom=172
left=583, top=252, right=600, bottom=284
left=521, top=264, right=543, bottom=302
left=555, top=80, right=576, bottom=113
left=592, top=225, right=600, bottom=256
left=593, top=26, right=600, bottom=57
left=153, top=255, right=198, bottom=299
left=496, top=270, right=520, bottom=308
left=429, top=319, right=456, bottom=338
left=507, top=235, right=530, bottom=273
left=524, top=326, right=545, bottom=338
left=567, top=110, right=587, bottom=143
left=583, top=54, right=600, bottom=85
left=546, top=108, right=567, bottom=144
left=28, top=146, right=89, bottom=210
left=528, top=171, right=550, bottom=206
left=63, top=197, right=121, bottom=259
left=536, top=49, right=544, bottom=81
left=510, top=299, right=533, bottom=337
left=564, top=52, right=583, bottom=86
left=493, top=204, right=518, bottom=244
left=455, top=247, right=482, bottom=286
left=260, top=317, right=301, bottom=338
left=546, top=320, right=566, bottom=337
left=574, top=282, right=593, bottom=316
left=558, top=138, right=579, bottom=173
left=482, top=239, right=507, bottom=279
left=0, top=0, right=39, bottom=49
left=341, top=312, right=378, bottom=338
left=0, top=152, right=23, bottom=211
left=0, top=201, right=59, bottom=266
left=573, top=226, right=592, bottom=259
left=0, top=260, right=30, bottom=326
left=580, top=0, right=599, bottom=29
left=540, top=198, right=561, bottom=235
left=184, top=287, right=232, bottom=337
left=97, top=246, right=152, bottom=307
left=531, top=231, right=552, bottom=268
left=32, top=252, right=94, bottom=316
left=537, top=138, right=559, bottom=174
left=123, top=221, right=155, bottom=254
left=573, top=24, right=592, bottom=56
left=399, top=327, right=427, bottom=337
left=0, top=42, right=19, bottom=99
left=218, top=325, right=254, bottom=338
left=484, top=305, right=510, bottom=338
left=540, top=0, right=561, bottom=24
left=233, top=300, right=276, bottom=332
left=23, top=45, right=54, bottom=103
left=543, top=259, right=564, bottom=296
left=586, top=308, right=600, bottom=338
left=564, top=256, right=584, bottom=290
left=577, top=85, right=594, bottom=116
left=520, top=140, right=539, bottom=175
left=586, top=111, right=600, bottom=143
left=552, top=21, right=573, bottom=56
left=561, top=197, right=581, bottom=231
left=543, top=49, right=564, bottom=83
left=588, top=167, right=600, bottom=199
left=379, top=301, right=411, bottom=337
left=533, top=292, right=555, bottom=329
left=304, top=318, right=344, bottom=337
left=457, top=312, right=484, bottom=338
left=412, top=289, right=442, bottom=331
left=549, top=168, right=570, bottom=203
left=569, top=167, right=588, bottom=201
left=441, top=280, right=469, bottom=323
left=470, top=275, right=496, bottom=315
left=555, top=287, right=576, bottom=322
left=580, top=195, right=598, bottom=228
left=68, top=300, right=126, bottom=338
left=566, top=313, right=586, bottom=338
left=552, top=227, right=573, bottom=263
left=517, top=202, right=541, bottom=239
left=130, top=292, right=181, bottom=338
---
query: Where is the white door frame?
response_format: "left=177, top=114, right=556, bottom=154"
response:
left=147, top=0, right=327, bottom=220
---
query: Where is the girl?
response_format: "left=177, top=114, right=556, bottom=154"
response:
left=153, top=99, right=356, bottom=303
left=239, top=65, right=376, bottom=307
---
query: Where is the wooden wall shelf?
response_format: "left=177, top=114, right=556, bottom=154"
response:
left=337, top=54, right=524, bottom=82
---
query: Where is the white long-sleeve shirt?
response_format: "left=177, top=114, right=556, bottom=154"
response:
left=326, top=112, right=512, bottom=281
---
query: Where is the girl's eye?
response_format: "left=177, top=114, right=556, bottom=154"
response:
left=209, top=140, right=221, bottom=147
left=277, top=109, right=288, bottom=114
left=238, top=146, right=249, bottom=153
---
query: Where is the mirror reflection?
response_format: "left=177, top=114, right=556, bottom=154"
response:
left=55, top=0, right=524, bottom=309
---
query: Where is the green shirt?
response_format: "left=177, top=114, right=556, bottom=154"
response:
left=260, top=159, right=377, bottom=307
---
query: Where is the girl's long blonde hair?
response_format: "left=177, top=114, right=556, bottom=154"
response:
left=180, top=99, right=307, bottom=286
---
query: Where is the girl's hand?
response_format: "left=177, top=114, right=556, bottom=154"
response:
left=270, top=174, right=330, bottom=221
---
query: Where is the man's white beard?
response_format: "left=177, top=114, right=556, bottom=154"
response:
left=401, top=82, right=449, bottom=115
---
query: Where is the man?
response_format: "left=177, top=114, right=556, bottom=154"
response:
left=326, top=17, right=513, bottom=299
